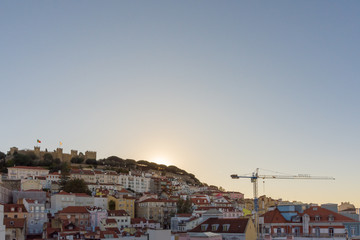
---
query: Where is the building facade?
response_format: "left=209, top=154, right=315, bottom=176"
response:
left=7, top=166, right=49, bottom=180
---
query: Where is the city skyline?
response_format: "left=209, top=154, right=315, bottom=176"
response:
left=1, top=1, right=360, bottom=206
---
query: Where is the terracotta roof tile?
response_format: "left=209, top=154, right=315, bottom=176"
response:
left=100, top=230, right=117, bottom=238
left=4, top=204, right=28, bottom=213
left=108, top=210, right=129, bottom=217
left=190, top=218, right=250, bottom=233
left=56, top=191, right=72, bottom=195
left=304, top=206, right=357, bottom=222
left=4, top=218, right=26, bottom=228
left=106, top=219, right=117, bottom=224
left=262, top=208, right=289, bottom=223
left=74, top=193, right=90, bottom=197
left=105, top=227, right=121, bottom=234
left=139, top=198, right=176, bottom=203
left=57, top=206, right=89, bottom=214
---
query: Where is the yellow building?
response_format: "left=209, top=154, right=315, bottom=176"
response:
left=107, top=195, right=135, bottom=218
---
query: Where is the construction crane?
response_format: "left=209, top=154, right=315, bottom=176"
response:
left=231, top=168, right=335, bottom=239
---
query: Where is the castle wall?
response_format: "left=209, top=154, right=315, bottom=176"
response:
left=85, top=151, right=96, bottom=160
left=8, top=147, right=96, bottom=163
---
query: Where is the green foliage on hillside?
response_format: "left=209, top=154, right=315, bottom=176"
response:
left=0, top=152, right=5, bottom=160
left=62, top=178, right=91, bottom=195
left=70, top=157, right=84, bottom=164
left=3, top=152, right=69, bottom=174
left=97, top=156, right=202, bottom=185
left=1, top=149, right=202, bottom=186
left=177, top=198, right=193, bottom=214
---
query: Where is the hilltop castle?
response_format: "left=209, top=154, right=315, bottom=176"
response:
left=8, top=146, right=96, bottom=162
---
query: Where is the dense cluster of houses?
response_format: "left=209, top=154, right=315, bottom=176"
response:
left=0, top=166, right=359, bottom=240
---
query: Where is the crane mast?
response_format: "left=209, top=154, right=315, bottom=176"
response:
left=231, top=168, right=335, bottom=240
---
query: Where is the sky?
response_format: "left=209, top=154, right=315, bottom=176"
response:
left=1, top=1, right=360, bottom=206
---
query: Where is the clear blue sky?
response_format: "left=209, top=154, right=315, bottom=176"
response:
left=1, top=1, right=360, bottom=205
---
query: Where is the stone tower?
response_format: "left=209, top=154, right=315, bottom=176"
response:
left=56, top=148, right=63, bottom=161
left=85, top=151, right=96, bottom=160
left=70, top=150, right=78, bottom=159
left=9, top=147, right=18, bottom=155
left=34, top=146, right=41, bottom=158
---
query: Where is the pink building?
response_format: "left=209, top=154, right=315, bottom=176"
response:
left=227, top=192, right=244, bottom=201
left=87, top=207, right=107, bottom=228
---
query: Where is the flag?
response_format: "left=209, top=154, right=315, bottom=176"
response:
left=37, top=139, right=41, bottom=143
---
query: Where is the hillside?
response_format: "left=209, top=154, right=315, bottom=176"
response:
left=97, top=156, right=203, bottom=186
left=0, top=150, right=203, bottom=186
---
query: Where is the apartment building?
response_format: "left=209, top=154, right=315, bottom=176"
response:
left=7, top=166, right=49, bottom=180
left=136, top=198, right=177, bottom=228
left=119, top=172, right=151, bottom=193
left=55, top=206, right=91, bottom=230
left=22, top=198, right=47, bottom=235
left=260, top=205, right=360, bottom=239
left=50, top=191, right=94, bottom=213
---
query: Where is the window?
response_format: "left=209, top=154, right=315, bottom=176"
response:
left=328, top=215, right=334, bottom=221
left=212, top=224, right=218, bottom=231
left=315, top=227, right=320, bottom=237
left=329, top=228, right=334, bottom=237
left=223, top=224, right=230, bottom=231
left=201, top=224, right=208, bottom=231
left=351, top=227, right=356, bottom=236
left=315, top=215, right=321, bottom=221
left=277, top=228, right=282, bottom=236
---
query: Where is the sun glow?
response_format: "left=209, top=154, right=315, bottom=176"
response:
left=151, top=156, right=171, bottom=166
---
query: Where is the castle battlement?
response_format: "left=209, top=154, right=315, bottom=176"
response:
left=8, top=146, right=96, bottom=163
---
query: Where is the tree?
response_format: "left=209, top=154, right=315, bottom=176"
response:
left=13, top=153, right=33, bottom=166
left=177, top=197, right=192, bottom=214
left=0, top=152, right=7, bottom=173
left=70, top=157, right=84, bottom=164
left=59, top=162, right=71, bottom=187
left=108, top=200, right=116, bottom=210
left=39, top=153, right=53, bottom=166
left=62, top=178, right=91, bottom=195
left=85, top=159, right=97, bottom=165
left=0, top=152, right=5, bottom=160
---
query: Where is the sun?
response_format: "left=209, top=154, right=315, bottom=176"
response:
left=151, top=156, right=171, bottom=166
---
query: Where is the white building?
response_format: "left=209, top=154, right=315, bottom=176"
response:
left=119, top=172, right=151, bottom=193
left=50, top=191, right=75, bottom=213
left=74, top=193, right=94, bottom=207
left=8, top=166, right=49, bottom=180
left=94, top=196, right=108, bottom=209
left=107, top=209, right=131, bottom=229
